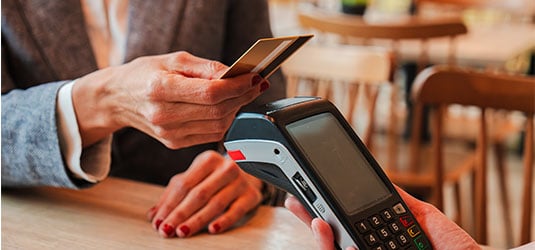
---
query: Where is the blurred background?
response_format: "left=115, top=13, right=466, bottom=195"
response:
left=267, top=0, right=535, bottom=248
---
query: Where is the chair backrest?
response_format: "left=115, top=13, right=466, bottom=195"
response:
left=282, top=44, right=393, bottom=147
left=410, top=65, right=535, bottom=245
left=283, top=44, right=392, bottom=85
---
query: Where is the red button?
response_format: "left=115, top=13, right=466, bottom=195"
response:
left=228, top=150, right=246, bottom=161
left=399, top=215, right=414, bottom=227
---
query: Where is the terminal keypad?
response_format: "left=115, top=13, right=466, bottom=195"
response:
left=355, top=203, right=431, bottom=250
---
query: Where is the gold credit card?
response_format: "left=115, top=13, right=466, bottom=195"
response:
left=220, top=34, right=313, bottom=79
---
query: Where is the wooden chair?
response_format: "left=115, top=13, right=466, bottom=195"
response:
left=408, top=65, right=535, bottom=246
left=297, top=6, right=468, bottom=167
left=282, top=44, right=392, bottom=150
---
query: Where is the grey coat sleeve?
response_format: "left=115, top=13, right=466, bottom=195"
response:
left=1, top=81, right=89, bottom=188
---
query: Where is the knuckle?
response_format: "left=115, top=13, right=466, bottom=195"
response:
left=232, top=207, right=248, bottom=218
left=171, top=210, right=188, bottom=222
left=169, top=175, right=185, bottom=189
left=152, top=126, right=170, bottom=139
left=145, top=105, right=167, bottom=125
left=222, top=161, right=240, bottom=178
left=207, top=60, right=226, bottom=74
left=145, top=72, right=167, bottom=100
left=250, top=187, right=263, bottom=204
left=192, top=188, right=210, bottom=204
left=210, top=198, right=228, bottom=213
left=159, top=203, right=175, bottom=215
left=175, top=51, right=191, bottom=60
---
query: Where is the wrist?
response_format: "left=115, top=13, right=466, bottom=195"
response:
left=72, top=67, right=123, bottom=147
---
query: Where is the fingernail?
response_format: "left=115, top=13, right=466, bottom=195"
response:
left=179, top=225, right=190, bottom=237
left=155, top=219, right=163, bottom=230
left=162, top=224, right=175, bottom=237
left=260, top=82, right=270, bottom=92
left=251, top=75, right=263, bottom=86
left=212, top=223, right=221, bottom=233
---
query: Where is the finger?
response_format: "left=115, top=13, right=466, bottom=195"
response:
left=158, top=152, right=238, bottom=237
left=311, top=218, right=336, bottom=250
left=151, top=152, right=219, bottom=230
left=284, top=195, right=313, bottom=225
left=135, top=85, right=264, bottom=149
left=207, top=184, right=261, bottom=235
left=147, top=205, right=158, bottom=221
left=146, top=101, right=240, bottom=130
left=164, top=157, right=239, bottom=224
left=153, top=72, right=263, bottom=105
left=175, top=174, right=252, bottom=237
left=164, top=51, right=228, bottom=79
left=393, top=185, right=435, bottom=217
left=150, top=176, right=191, bottom=232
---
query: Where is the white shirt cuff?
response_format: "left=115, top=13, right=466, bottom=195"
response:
left=57, top=81, right=111, bottom=183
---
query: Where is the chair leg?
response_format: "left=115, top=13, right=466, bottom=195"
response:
left=493, top=142, right=514, bottom=247
left=317, top=80, right=331, bottom=100
left=286, top=76, right=299, bottom=97
left=364, top=85, right=379, bottom=153
left=474, top=109, right=488, bottom=245
left=453, top=182, right=462, bottom=226
left=520, top=117, right=534, bottom=245
left=346, top=83, right=360, bottom=126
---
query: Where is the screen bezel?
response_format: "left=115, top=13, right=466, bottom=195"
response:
left=270, top=98, right=399, bottom=225
left=285, top=112, right=391, bottom=215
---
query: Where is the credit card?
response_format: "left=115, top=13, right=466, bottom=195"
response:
left=220, top=34, right=313, bottom=79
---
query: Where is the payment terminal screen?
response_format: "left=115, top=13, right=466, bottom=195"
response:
left=286, top=112, right=390, bottom=214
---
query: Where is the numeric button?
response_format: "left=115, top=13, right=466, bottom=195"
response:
left=378, top=227, right=391, bottom=239
left=386, top=240, right=399, bottom=250
left=369, top=215, right=383, bottom=228
left=364, top=233, right=379, bottom=246
left=381, top=209, right=394, bottom=221
left=397, top=234, right=409, bottom=246
left=356, top=220, right=371, bottom=233
left=389, top=222, right=401, bottom=233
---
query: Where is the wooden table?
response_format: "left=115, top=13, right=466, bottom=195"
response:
left=2, top=178, right=317, bottom=249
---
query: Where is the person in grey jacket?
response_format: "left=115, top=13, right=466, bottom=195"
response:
left=2, top=0, right=285, bottom=238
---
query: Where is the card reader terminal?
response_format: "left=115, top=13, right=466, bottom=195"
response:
left=224, top=97, right=432, bottom=250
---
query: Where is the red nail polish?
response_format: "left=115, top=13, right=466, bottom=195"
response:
left=179, top=225, right=190, bottom=237
left=213, top=224, right=221, bottom=233
left=260, top=82, right=270, bottom=92
left=252, top=75, right=263, bottom=86
left=162, top=224, right=175, bottom=237
left=155, top=219, right=163, bottom=230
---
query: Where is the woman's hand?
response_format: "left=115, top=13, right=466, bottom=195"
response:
left=73, top=51, right=268, bottom=148
left=146, top=150, right=263, bottom=238
left=285, top=186, right=480, bottom=250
